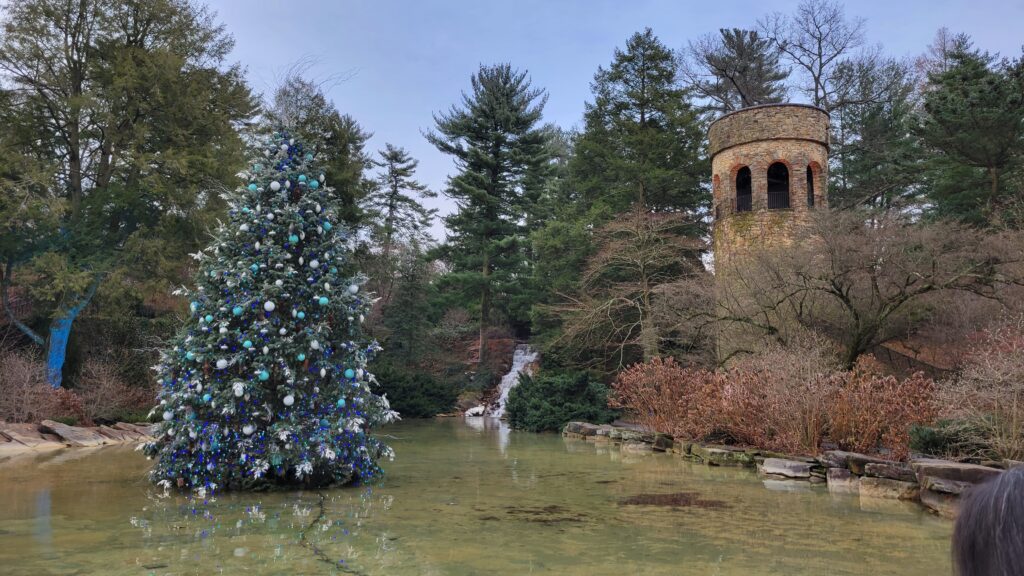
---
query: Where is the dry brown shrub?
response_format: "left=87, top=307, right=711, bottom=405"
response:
left=827, top=357, right=937, bottom=460
left=941, top=315, right=1024, bottom=461
left=610, top=357, right=718, bottom=439
left=76, top=359, right=157, bottom=423
left=0, top=349, right=88, bottom=424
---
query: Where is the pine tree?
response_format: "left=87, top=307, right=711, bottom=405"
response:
left=426, top=64, right=550, bottom=365
left=682, top=28, right=789, bottom=114
left=364, top=144, right=436, bottom=259
left=572, top=28, right=707, bottom=217
left=144, top=133, right=397, bottom=492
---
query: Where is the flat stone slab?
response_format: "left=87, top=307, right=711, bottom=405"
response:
left=827, top=468, right=860, bottom=494
left=819, top=451, right=892, bottom=475
left=0, top=424, right=67, bottom=449
left=911, top=459, right=1001, bottom=485
left=760, top=458, right=812, bottom=478
left=864, top=462, right=917, bottom=483
left=859, top=477, right=920, bottom=501
left=621, top=440, right=653, bottom=453
left=922, top=475, right=975, bottom=496
left=652, top=433, right=673, bottom=452
left=691, top=444, right=755, bottom=467
left=921, top=488, right=960, bottom=519
left=39, top=420, right=108, bottom=448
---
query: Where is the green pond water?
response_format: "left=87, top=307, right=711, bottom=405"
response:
left=0, top=418, right=952, bottom=575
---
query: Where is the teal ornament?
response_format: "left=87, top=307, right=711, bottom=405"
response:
left=344, top=368, right=355, bottom=379
left=319, top=418, right=329, bottom=427
left=242, top=207, right=250, bottom=213
left=204, top=314, right=213, bottom=323
left=243, top=340, right=253, bottom=349
left=247, top=183, right=258, bottom=192
left=253, top=163, right=263, bottom=171
left=190, top=301, right=200, bottom=313
left=304, top=153, right=313, bottom=161
left=318, top=296, right=329, bottom=306
left=232, top=306, right=243, bottom=316
left=298, top=174, right=307, bottom=182
left=288, top=234, right=299, bottom=243
left=185, top=351, right=195, bottom=361
left=250, top=264, right=259, bottom=272
left=322, top=221, right=332, bottom=231
left=211, top=440, right=220, bottom=451
left=330, top=267, right=338, bottom=274
left=297, top=311, right=306, bottom=319
left=337, top=398, right=346, bottom=408
left=309, top=179, right=319, bottom=190
left=259, top=370, right=270, bottom=381
left=202, top=393, right=211, bottom=403
left=297, top=353, right=306, bottom=361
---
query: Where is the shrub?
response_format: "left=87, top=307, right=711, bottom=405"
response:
left=910, top=419, right=990, bottom=459
left=0, top=349, right=88, bottom=424
left=940, top=315, right=1024, bottom=461
left=506, top=371, right=617, bottom=432
left=372, top=363, right=458, bottom=418
left=75, top=359, right=157, bottom=423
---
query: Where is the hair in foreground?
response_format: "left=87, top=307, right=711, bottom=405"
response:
left=953, top=466, right=1024, bottom=576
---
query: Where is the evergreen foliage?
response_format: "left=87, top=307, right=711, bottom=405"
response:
left=506, top=371, right=617, bottom=432
left=144, top=133, right=398, bottom=492
left=371, top=363, right=457, bottom=418
left=683, top=28, right=790, bottom=113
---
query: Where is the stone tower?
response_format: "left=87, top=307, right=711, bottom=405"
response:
left=709, top=103, right=829, bottom=268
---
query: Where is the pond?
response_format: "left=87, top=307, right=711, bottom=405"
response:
left=0, top=418, right=952, bottom=575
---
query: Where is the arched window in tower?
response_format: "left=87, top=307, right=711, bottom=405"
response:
left=806, top=166, right=815, bottom=207
left=735, top=166, right=752, bottom=212
left=767, top=162, right=790, bottom=209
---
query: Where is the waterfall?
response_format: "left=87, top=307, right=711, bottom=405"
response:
left=488, top=344, right=538, bottom=418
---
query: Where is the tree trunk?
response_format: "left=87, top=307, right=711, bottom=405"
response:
left=45, top=276, right=100, bottom=388
left=478, top=250, right=491, bottom=368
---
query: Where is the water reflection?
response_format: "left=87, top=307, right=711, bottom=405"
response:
left=0, top=419, right=953, bottom=576
left=462, top=415, right=510, bottom=453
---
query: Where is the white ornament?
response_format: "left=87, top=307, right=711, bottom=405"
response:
left=275, top=279, right=283, bottom=287
left=270, top=181, right=281, bottom=192
left=264, top=301, right=276, bottom=312
left=348, top=284, right=359, bottom=294
left=283, top=395, right=295, bottom=406
left=310, top=340, right=320, bottom=350
left=279, top=328, right=287, bottom=335
left=240, top=224, right=249, bottom=232
left=262, top=346, right=269, bottom=354
left=266, top=212, right=275, bottom=221
left=243, top=424, right=255, bottom=436
left=219, top=326, right=228, bottom=334
left=320, top=368, right=327, bottom=377
left=310, top=259, right=320, bottom=269
left=324, top=283, right=331, bottom=291
left=280, top=144, right=289, bottom=152
left=255, top=241, right=261, bottom=250
left=163, top=410, right=174, bottom=421
left=233, top=381, right=245, bottom=397
left=216, top=359, right=228, bottom=370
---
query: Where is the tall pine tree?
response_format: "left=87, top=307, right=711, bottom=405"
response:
left=682, top=28, right=789, bottom=114
left=427, top=64, right=550, bottom=365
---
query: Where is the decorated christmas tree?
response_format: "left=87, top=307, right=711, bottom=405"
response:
left=144, top=132, right=397, bottom=492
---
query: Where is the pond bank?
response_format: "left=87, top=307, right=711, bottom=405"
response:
left=564, top=421, right=1002, bottom=519
left=0, top=420, right=156, bottom=456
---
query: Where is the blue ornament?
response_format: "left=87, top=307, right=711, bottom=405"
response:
left=243, top=340, right=253, bottom=349
left=297, top=311, right=306, bottom=319
left=344, top=368, right=355, bottom=379
left=318, top=296, right=329, bottom=306
left=247, top=183, right=258, bottom=192
left=232, top=306, right=244, bottom=316
left=298, top=174, right=308, bottom=182
left=322, top=221, right=332, bottom=231
left=337, top=398, right=346, bottom=408
left=288, top=234, right=299, bottom=244
left=309, top=180, right=319, bottom=190
left=190, top=301, right=200, bottom=313
left=202, top=393, right=211, bottom=403
left=204, top=314, right=213, bottom=323
left=259, top=370, right=270, bottom=381
left=185, top=351, right=195, bottom=361
left=319, top=418, right=329, bottom=427
left=297, top=353, right=306, bottom=361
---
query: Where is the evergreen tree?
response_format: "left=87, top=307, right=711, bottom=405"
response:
left=682, top=28, right=789, bottom=114
left=364, top=144, right=436, bottom=259
left=426, top=64, right=550, bottom=365
left=919, top=48, right=1024, bottom=224
left=144, top=133, right=397, bottom=492
left=265, top=74, right=373, bottom=227
left=572, top=28, right=707, bottom=217
left=0, top=0, right=257, bottom=387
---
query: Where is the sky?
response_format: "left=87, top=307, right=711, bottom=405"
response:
left=208, top=0, right=1024, bottom=240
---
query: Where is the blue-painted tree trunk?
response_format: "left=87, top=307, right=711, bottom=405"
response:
left=45, top=279, right=100, bottom=388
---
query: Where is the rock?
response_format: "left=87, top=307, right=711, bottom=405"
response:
left=672, top=439, right=692, bottom=455
left=621, top=440, right=653, bottom=453
left=578, top=423, right=600, bottom=437
left=920, top=488, right=960, bottom=519
left=95, top=426, right=133, bottom=442
left=39, top=420, right=108, bottom=448
left=608, top=427, right=623, bottom=440
left=618, top=429, right=646, bottom=442
left=922, top=475, right=975, bottom=496
left=464, top=406, right=486, bottom=417
left=864, top=462, right=917, bottom=483
left=760, top=458, right=812, bottom=479
left=827, top=467, right=860, bottom=494
left=859, top=477, right=920, bottom=501
left=691, top=444, right=755, bottom=467
left=0, top=423, right=66, bottom=450
left=652, top=433, right=673, bottom=452
left=911, top=459, right=1002, bottom=485
left=809, top=475, right=826, bottom=484
left=819, top=450, right=891, bottom=474
left=595, top=425, right=614, bottom=437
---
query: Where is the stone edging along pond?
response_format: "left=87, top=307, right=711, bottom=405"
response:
left=0, top=420, right=157, bottom=456
left=563, top=421, right=1004, bottom=519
